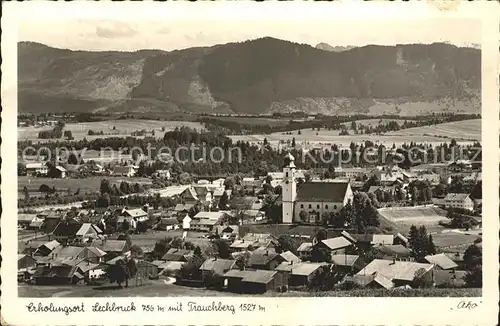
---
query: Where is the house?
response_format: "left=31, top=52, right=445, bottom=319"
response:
left=54, top=166, right=67, bottom=178
left=81, top=247, right=107, bottom=264
left=18, top=254, right=37, bottom=271
left=155, top=169, right=171, bottom=179
left=193, top=211, right=226, bottom=221
left=174, top=203, right=195, bottom=215
left=241, top=209, right=265, bottom=222
left=18, top=214, right=37, bottom=228
left=242, top=233, right=277, bottom=248
left=200, top=258, right=236, bottom=284
left=443, top=252, right=465, bottom=269
left=241, top=177, right=262, bottom=188
left=248, top=248, right=285, bottom=270
left=98, top=240, right=129, bottom=256
left=417, top=173, right=441, bottom=185
left=394, top=233, right=409, bottom=247
left=50, top=246, right=85, bottom=260
left=136, top=260, right=159, bottom=279
left=122, top=208, right=149, bottom=222
left=279, top=251, right=301, bottom=264
left=230, top=240, right=254, bottom=252
left=442, top=193, right=474, bottom=211
left=190, top=218, right=220, bottom=232
left=424, top=253, right=459, bottom=270
left=335, top=167, right=367, bottom=179
left=52, top=220, right=84, bottom=243
left=296, top=242, right=313, bottom=260
left=32, top=258, right=86, bottom=285
left=182, top=214, right=192, bottom=230
left=180, top=187, right=199, bottom=204
left=316, top=237, right=352, bottom=255
left=33, top=240, right=61, bottom=257
left=281, top=153, right=354, bottom=223
left=352, top=272, right=395, bottom=290
left=275, top=261, right=327, bottom=286
left=375, top=245, right=412, bottom=261
left=162, top=248, right=194, bottom=262
left=223, top=269, right=288, bottom=293
left=193, top=185, right=213, bottom=204
left=155, top=218, right=180, bottom=231
left=25, top=162, right=48, bottom=176
left=75, top=223, right=103, bottom=242
left=154, top=261, right=185, bottom=275
left=331, top=254, right=363, bottom=273
left=215, top=225, right=239, bottom=237
left=356, top=259, right=435, bottom=288
left=113, top=165, right=137, bottom=177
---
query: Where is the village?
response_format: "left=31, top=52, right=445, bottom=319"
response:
left=17, top=147, right=483, bottom=297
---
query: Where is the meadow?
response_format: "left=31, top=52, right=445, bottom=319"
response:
left=229, top=119, right=481, bottom=148
left=18, top=119, right=206, bottom=142
left=18, top=176, right=153, bottom=193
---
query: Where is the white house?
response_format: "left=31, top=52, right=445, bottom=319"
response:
left=281, top=153, right=354, bottom=224
left=182, top=214, right=192, bottom=230
left=442, top=193, right=474, bottom=211
left=25, top=162, right=48, bottom=176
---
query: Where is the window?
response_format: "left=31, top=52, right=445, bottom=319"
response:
left=300, top=204, right=304, bottom=209
left=325, top=205, right=329, bottom=209
left=286, top=172, right=289, bottom=178
left=334, top=205, right=337, bottom=209
left=309, top=204, right=312, bottom=209
left=317, top=204, right=320, bottom=209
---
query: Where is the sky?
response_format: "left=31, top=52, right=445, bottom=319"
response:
left=18, top=19, right=482, bottom=52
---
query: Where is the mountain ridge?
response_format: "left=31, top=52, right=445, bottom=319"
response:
left=18, top=38, right=481, bottom=116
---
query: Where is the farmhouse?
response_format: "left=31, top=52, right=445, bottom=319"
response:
left=248, top=248, right=285, bottom=270
left=316, top=237, right=353, bottom=255
left=33, top=240, right=61, bottom=257
left=442, top=193, right=474, bottom=211
left=275, top=261, right=327, bottom=286
left=25, top=162, right=48, bottom=176
left=162, top=248, right=193, bottom=262
left=223, top=269, right=287, bottom=293
left=281, top=153, right=353, bottom=224
left=296, top=242, right=313, bottom=260
left=424, top=253, right=459, bottom=270
left=356, top=259, right=435, bottom=288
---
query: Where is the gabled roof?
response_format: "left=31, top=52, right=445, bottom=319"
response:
left=320, top=237, right=352, bottom=250
left=371, top=235, right=394, bottom=246
left=331, top=254, right=360, bottom=267
left=297, top=242, right=313, bottom=252
left=377, top=245, right=411, bottom=257
left=100, top=240, right=127, bottom=253
left=174, top=203, right=194, bottom=212
left=52, top=220, right=83, bottom=237
left=181, top=187, right=199, bottom=201
left=279, top=251, right=300, bottom=263
left=52, top=246, right=85, bottom=258
left=161, top=248, right=193, bottom=261
left=76, top=223, right=102, bottom=236
left=275, top=262, right=326, bottom=276
left=424, top=253, right=459, bottom=270
left=357, top=259, right=434, bottom=282
left=84, top=246, right=107, bottom=258
left=40, top=240, right=61, bottom=251
left=249, top=250, right=283, bottom=267
left=296, top=182, right=350, bottom=202
left=353, top=272, right=394, bottom=290
left=225, top=269, right=277, bottom=284
left=123, top=208, right=148, bottom=217
left=444, top=193, right=471, bottom=201
left=193, top=211, right=225, bottom=220
left=199, top=258, right=236, bottom=275
left=18, top=214, right=36, bottom=222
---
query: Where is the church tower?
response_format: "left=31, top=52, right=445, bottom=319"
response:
left=282, top=153, right=297, bottom=224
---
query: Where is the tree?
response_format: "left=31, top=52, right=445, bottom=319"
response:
left=299, top=210, right=309, bottom=222
left=213, top=239, right=230, bottom=259
left=426, top=234, right=436, bottom=255
left=153, top=237, right=172, bottom=259
left=310, top=246, right=331, bottom=263
left=291, top=137, right=296, bottom=148
left=276, top=235, right=296, bottom=254
left=106, top=259, right=131, bottom=288
left=408, top=225, right=420, bottom=257
left=194, top=246, right=203, bottom=258
left=218, top=191, right=229, bottom=209
left=96, top=193, right=111, bottom=208
left=130, top=244, right=144, bottom=258
left=315, top=228, right=328, bottom=242
left=121, top=219, right=130, bottom=233
left=463, top=244, right=482, bottom=270
left=464, top=265, right=482, bottom=288
left=100, top=179, right=112, bottom=195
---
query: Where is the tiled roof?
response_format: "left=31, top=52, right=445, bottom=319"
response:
left=296, top=182, right=349, bottom=202
left=424, top=253, right=459, bottom=270
left=357, top=259, right=434, bottom=282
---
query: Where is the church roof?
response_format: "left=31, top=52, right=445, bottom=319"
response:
left=296, top=182, right=349, bottom=202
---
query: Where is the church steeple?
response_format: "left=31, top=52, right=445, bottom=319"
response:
left=282, top=152, right=296, bottom=224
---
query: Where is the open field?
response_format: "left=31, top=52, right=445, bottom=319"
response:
left=204, top=116, right=291, bottom=126
left=18, top=283, right=480, bottom=298
left=18, top=176, right=153, bottom=194
left=229, top=119, right=481, bottom=148
left=18, top=119, right=206, bottom=142
left=383, top=119, right=481, bottom=141
left=378, top=206, right=447, bottom=226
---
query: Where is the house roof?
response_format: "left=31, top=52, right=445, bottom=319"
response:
left=357, top=259, right=434, bottom=282
left=444, top=193, right=471, bottom=201
left=52, top=221, right=83, bottom=237
left=84, top=247, right=107, bottom=258
left=377, top=245, right=411, bottom=257
left=280, top=251, right=300, bottom=263
left=424, top=253, right=459, bottom=270
left=371, top=235, right=394, bottom=246
left=249, top=250, right=282, bottom=267
left=76, top=223, right=102, bottom=236
left=40, top=240, right=61, bottom=251
left=395, top=233, right=409, bottom=244
left=275, top=262, right=326, bottom=276
left=341, top=231, right=357, bottom=243
left=321, top=237, right=352, bottom=250
left=18, top=214, right=36, bottom=222
left=100, top=240, right=127, bottom=253
left=192, top=219, right=219, bottom=227
left=161, top=248, right=193, bottom=261
left=182, top=187, right=199, bottom=201
left=174, top=203, right=195, bottom=212
left=199, top=258, right=236, bottom=275
left=242, top=270, right=278, bottom=284
left=193, top=211, right=225, bottom=220
left=26, top=162, right=45, bottom=169
left=230, top=240, right=252, bottom=249
left=242, top=233, right=275, bottom=242
left=123, top=208, right=148, bottom=218
left=331, top=254, right=360, bottom=267
left=157, top=261, right=185, bottom=273
left=297, top=242, right=313, bottom=252
left=353, top=272, right=394, bottom=290
left=216, top=225, right=239, bottom=235
left=55, top=166, right=67, bottom=172
left=52, top=246, right=85, bottom=258
left=296, top=182, right=350, bottom=202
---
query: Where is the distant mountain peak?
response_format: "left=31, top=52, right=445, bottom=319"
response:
left=316, top=43, right=356, bottom=52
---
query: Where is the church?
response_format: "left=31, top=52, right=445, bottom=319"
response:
left=282, top=153, right=354, bottom=224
